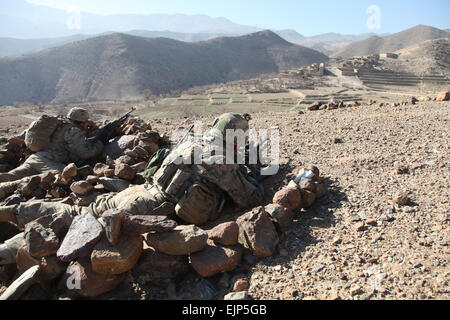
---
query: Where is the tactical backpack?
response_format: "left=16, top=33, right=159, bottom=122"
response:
left=25, top=115, right=64, bottom=152
left=144, top=143, right=223, bottom=225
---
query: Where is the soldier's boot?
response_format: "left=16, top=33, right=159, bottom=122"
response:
left=0, top=180, right=20, bottom=200
left=0, top=205, right=18, bottom=225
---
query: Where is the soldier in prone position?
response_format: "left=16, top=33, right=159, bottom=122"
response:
left=0, top=113, right=266, bottom=266
left=0, top=108, right=104, bottom=184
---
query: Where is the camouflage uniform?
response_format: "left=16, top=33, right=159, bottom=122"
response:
left=0, top=113, right=264, bottom=259
left=0, top=108, right=104, bottom=183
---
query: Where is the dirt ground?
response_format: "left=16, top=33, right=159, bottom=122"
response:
left=141, top=99, right=449, bottom=300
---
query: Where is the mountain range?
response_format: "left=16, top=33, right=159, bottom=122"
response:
left=332, top=25, right=450, bottom=58
left=0, top=31, right=329, bottom=105
left=0, top=0, right=259, bottom=38
left=0, top=0, right=386, bottom=57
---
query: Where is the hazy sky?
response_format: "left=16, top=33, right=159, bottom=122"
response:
left=27, top=0, right=450, bottom=36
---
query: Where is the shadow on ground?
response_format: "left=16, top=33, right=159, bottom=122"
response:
left=260, top=177, right=348, bottom=269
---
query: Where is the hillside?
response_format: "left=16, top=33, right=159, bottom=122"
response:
left=0, top=31, right=329, bottom=105
left=0, top=29, right=372, bottom=58
left=386, top=38, right=450, bottom=76
left=332, top=25, right=450, bottom=58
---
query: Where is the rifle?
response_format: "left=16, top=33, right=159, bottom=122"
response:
left=88, top=106, right=136, bottom=144
left=175, top=124, right=195, bottom=148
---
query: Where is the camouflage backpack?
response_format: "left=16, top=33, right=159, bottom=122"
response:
left=25, top=115, right=64, bottom=152
left=144, top=141, right=223, bottom=225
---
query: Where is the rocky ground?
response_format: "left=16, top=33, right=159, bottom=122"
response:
left=0, top=98, right=449, bottom=301
left=149, top=99, right=449, bottom=300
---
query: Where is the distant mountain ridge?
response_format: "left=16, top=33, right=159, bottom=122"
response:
left=0, top=31, right=329, bottom=105
left=332, top=25, right=450, bottom=58
left=0, top=0, right=261, bottom=38
left=0, top=29, right=388, bottom=58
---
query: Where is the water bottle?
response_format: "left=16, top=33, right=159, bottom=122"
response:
left=294, top=169, right=315, bottom=184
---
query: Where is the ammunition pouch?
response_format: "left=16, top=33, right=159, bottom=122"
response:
left=175, top=182, right=220, bottom=225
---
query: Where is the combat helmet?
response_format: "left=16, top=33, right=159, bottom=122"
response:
left=67, top=107, right=90, bottom=123
left=212, top=113, right=251, bottom=134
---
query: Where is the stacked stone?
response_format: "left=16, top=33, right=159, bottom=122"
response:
left=308, top=91, right=449, bottom=113
left=307, top=100, right=361, bottom=112
left=0, top=135, right=30, bottom=173
left=1, top=126, right=329, bottom=301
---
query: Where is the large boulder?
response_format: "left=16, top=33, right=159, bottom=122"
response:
left=70, top=181, right=94, bottom=196
left=58, top=257, right=126, bottom=298
left=114, top=163, right=136, bottom=181
left=103, top=135, right=137, bottom=159
left=265, top=204, right=294, bottom=232
left=190, top=244, right=243, bottom=278
left=208, top=222, right=239, bottom=246
left=273, top=185, right=302, bottom=211
left=236, top=207, right=279, bottom=258
left=57, top=214, right=104, bottom=262
left=16, top=246, right=67, bottom=284
left=145, top=225, right=208, bottom=256
left=436, top=91, right=449, bottom=101
left=122, top=215, right=178, bottom=236
left=24, top=220, right=60, bottom=258
left=90, top=235, right=143, bottom=275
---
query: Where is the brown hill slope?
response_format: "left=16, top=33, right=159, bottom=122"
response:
left=392, top=38, right=450, bottom=75
left=332, top=25, right=450, bottom=58
left=0, top=31, right=328, bottom=105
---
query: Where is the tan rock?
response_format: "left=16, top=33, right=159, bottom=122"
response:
left=85, top=175, right=99, bottom=184
left=208, top=222, right=239, bottom=246
left=93, top=163, right=109, bottom=177
left=273, top=185, right=302, bottom=211
left=16, top=246, right=66, bottom=283
left=265, top=204, right=294, bottom=232
left=114, top=163, right=136, bottom=181
left=145, top=225, right=208, bottom=256
left=91, top=235, right=143, bottom=275
left=232, top=277, right=250, bottom=292
left=190, top=244, right=243, bottom=277
left=236, top=207, right=279, bottom=258
left=103, top=169, right=115, bottom=178
left=70, top=181, right=94, bottom=196
left=61, top=163, right=77, bottom=181
left=436, top=91, right=449, bottom=101
left=24, top=221, right=60, bottom=258
left=58, top=257, right=126, bottom=298
left=393, top=190, right=409, bottom=206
